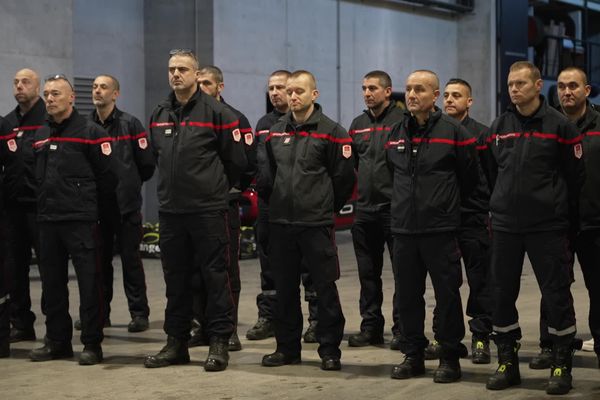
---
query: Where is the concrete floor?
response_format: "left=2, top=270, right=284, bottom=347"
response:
left=1, top=230, right=599, bottom=399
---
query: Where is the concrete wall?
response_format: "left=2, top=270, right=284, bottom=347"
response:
left=0, top=0, right=73, bottom=115
left=212, top=0, right=492, bottom=130
left=73, top=0, right=145, bottom=120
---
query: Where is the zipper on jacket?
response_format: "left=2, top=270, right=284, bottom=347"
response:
left=409, top=139, right=420, bottom=231
left=168, top=111, right=179, bottom=201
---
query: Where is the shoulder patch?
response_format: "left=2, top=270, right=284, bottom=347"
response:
left=342, top=144, right=352, bottom=159
left=232, top=128, right=241, bottom=142
left=574, top=143, right=583, bottom=159
left=244, top=132, right=254, bottom=146
left=7, top=139, right=17, bottom=152
left=138, top=137, right=148, bottom=150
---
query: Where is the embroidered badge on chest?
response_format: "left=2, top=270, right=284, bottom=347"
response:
left=17, top=131, right=24, bottom=138
left=101, top=142, right=112, bottom=156
left=7, top=139, right=17, bottom=152
left=232, top=128, right=241, bottom=142
left=138, top=137, right=148, bottom=149
left=342, top=144, right=352, bottom=159
left=244, top=132, right=253, bottom=146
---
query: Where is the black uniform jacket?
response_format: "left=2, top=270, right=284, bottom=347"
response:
left=0, top=97, right=46, bottom=207
left=349, top=102, right=405, bottom=213
left=260, top=104, right=356, bottom=226
left=90, top=107, right=155, bottom=216
left=481, top=97, right=585, bottom=233
left=460, top=116, right=491, bottom=227
left=576, top=104, right=600, bottom=231
left=33, top=109, right=116, bottom=222
left=221, top=97, right=257, bottom=195
left=255, top=109, right=285, bottom=201
left=149, top=87, right=246, bottom=214
left=386, top=108, right=479, bottom=234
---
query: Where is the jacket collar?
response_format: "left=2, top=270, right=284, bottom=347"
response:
left=91, top=106, right=120, bottom=127
left=282, top=103, right=323, bottom=130
left=507, top=95, right=548, bottom=120
left=576, top=101, right=600, bottom=133
left=363, top=101, right=397, bottom=123
left=404, top=106, right=442, bottom=133
left=14, top=96, right=45, bottom=124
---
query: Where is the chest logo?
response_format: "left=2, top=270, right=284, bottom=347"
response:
left=342, top=144, right=352, bottom=159
left=101, top=142, right=112, bottom=156
left=138, top=137, right=148, bottom=150
left=244, top=132, right=254, bottom=146
left=232, top=128, right=241, bottom=142
left=283, top=137, right=291, bottom=145
left=50, top=144, right=58, bottom=151
left=7, top=139, right=17, bottom=152
left=17, top=130, right=24, bottom=138
left=574, top=143, right=583, bottom=159
left=164, top=128, right=172, bottom=136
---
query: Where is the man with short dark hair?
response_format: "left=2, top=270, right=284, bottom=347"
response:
left=87, top=74, right=154, bottom=333
left=144, top=50, right=246, bottom=372
left=347, top=70, right=403, bottom=349
left=546, top=67, right=600, bottom=367
left=386, top=70, right=478, bottom=383
left=29, top=75, right=116, bottom=365
left=259, top=70, right=355, bottom=371
left=426, top=78, right=493, bottom=364
left=193, top=65, right=256, bottom=351
left=247, top=70, right=319, bottom=343
left=482, top=61, right=583, bottom=395
left=0, top=68, right=46, bottom=343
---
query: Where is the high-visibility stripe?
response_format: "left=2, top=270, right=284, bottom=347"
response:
left=267, top=131, right=352, bottom=144
left=33, top=136, right=112, bottom=148
left=548, top=325, right=577, bottom=336
left=0, top=294, right=9, bottom=305
left=493, top=322, right=520, bottom=333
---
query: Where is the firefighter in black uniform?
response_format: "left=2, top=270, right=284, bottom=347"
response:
left=259, top=70, right=355, bottom=370
left=482, top=62, right=583, bottom=395
left=347, top=70, right=403, bottom=349
left=0, top=68, right=46, bottom=343
left=29, top=75, right=116, bottom=365
left=86, top=74, right=155, bottom=333
left=189, top=65, right=257, bottom=351
left=0, top=116, right=9, bottom=358
left=531, top=67, right=600, bottom=370
left=248, top=70, right=319, bottom=343
left=387, top=70, right=478, bottom=383
left=421, top=78, right=492, bottom=364
left=144, top=50, right=246, bottom=372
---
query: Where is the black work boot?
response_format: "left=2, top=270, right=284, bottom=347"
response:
left=204, top=337, right=229, bottom=372
left=262, top=351, right=302, bottom=367
left=391, top=354, right=426, bottom=379
left=529, top=346, right=553, bottom=369
left=246, top=317, right=274, bottom=340
left=348, top=330, right=384, bottom=347
left=546, top=345, right=574, bottom=395
left=424, top=340, right=442, bottom=360
left=472, top=336, right=491, bottom=364
left=229, top=331, right=242, bottom=352
left=9, top=327, right=36, bottom=343
left=29, top=338, right=73, bottom=361
left=390, top=334, right=402, bottom=351
left=144, top=336, right=190, bottom=368
left=0, top=338, right=9, bottom=358
left=434, top=357, right=461, bottom=383
left=303, top=321, right=317, bottom=343
left=128, top=316, right=149, bottom=333
left=79, top=344, right=103, bottom=365
left=486, top=342, right=521, bottom=390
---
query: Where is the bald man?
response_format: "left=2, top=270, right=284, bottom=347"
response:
left=0, top=68, right=46, bottom=343
left=386, top=70, right=478, bottom=383
left=29, top=75, right=116, bottom=365
left=259, top=70, right=355, bottom=370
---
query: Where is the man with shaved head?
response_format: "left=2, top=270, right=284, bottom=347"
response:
left=259, top=70, right=355, bottom=370
left=386, top=69, right=478, bottom=383
left=0, top=68, right=46, bottom=343
left=29, top=75, right=116, bottom=365
left=481, top=62, right=583, bottom=394
left=82, top=74, right=154, bottom=334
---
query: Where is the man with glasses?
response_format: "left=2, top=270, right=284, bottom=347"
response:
left=82, top=74, right=155, bottom=333
left=144, top=50, right=246, bottom=372
left=0, top=68, right=46, bottom=344
left=29, top=74, right=116, bottom=365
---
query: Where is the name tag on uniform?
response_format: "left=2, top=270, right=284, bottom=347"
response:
left=50, top=144, right=58, bottom=151
left=164, top=129, right=172, bottom=137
